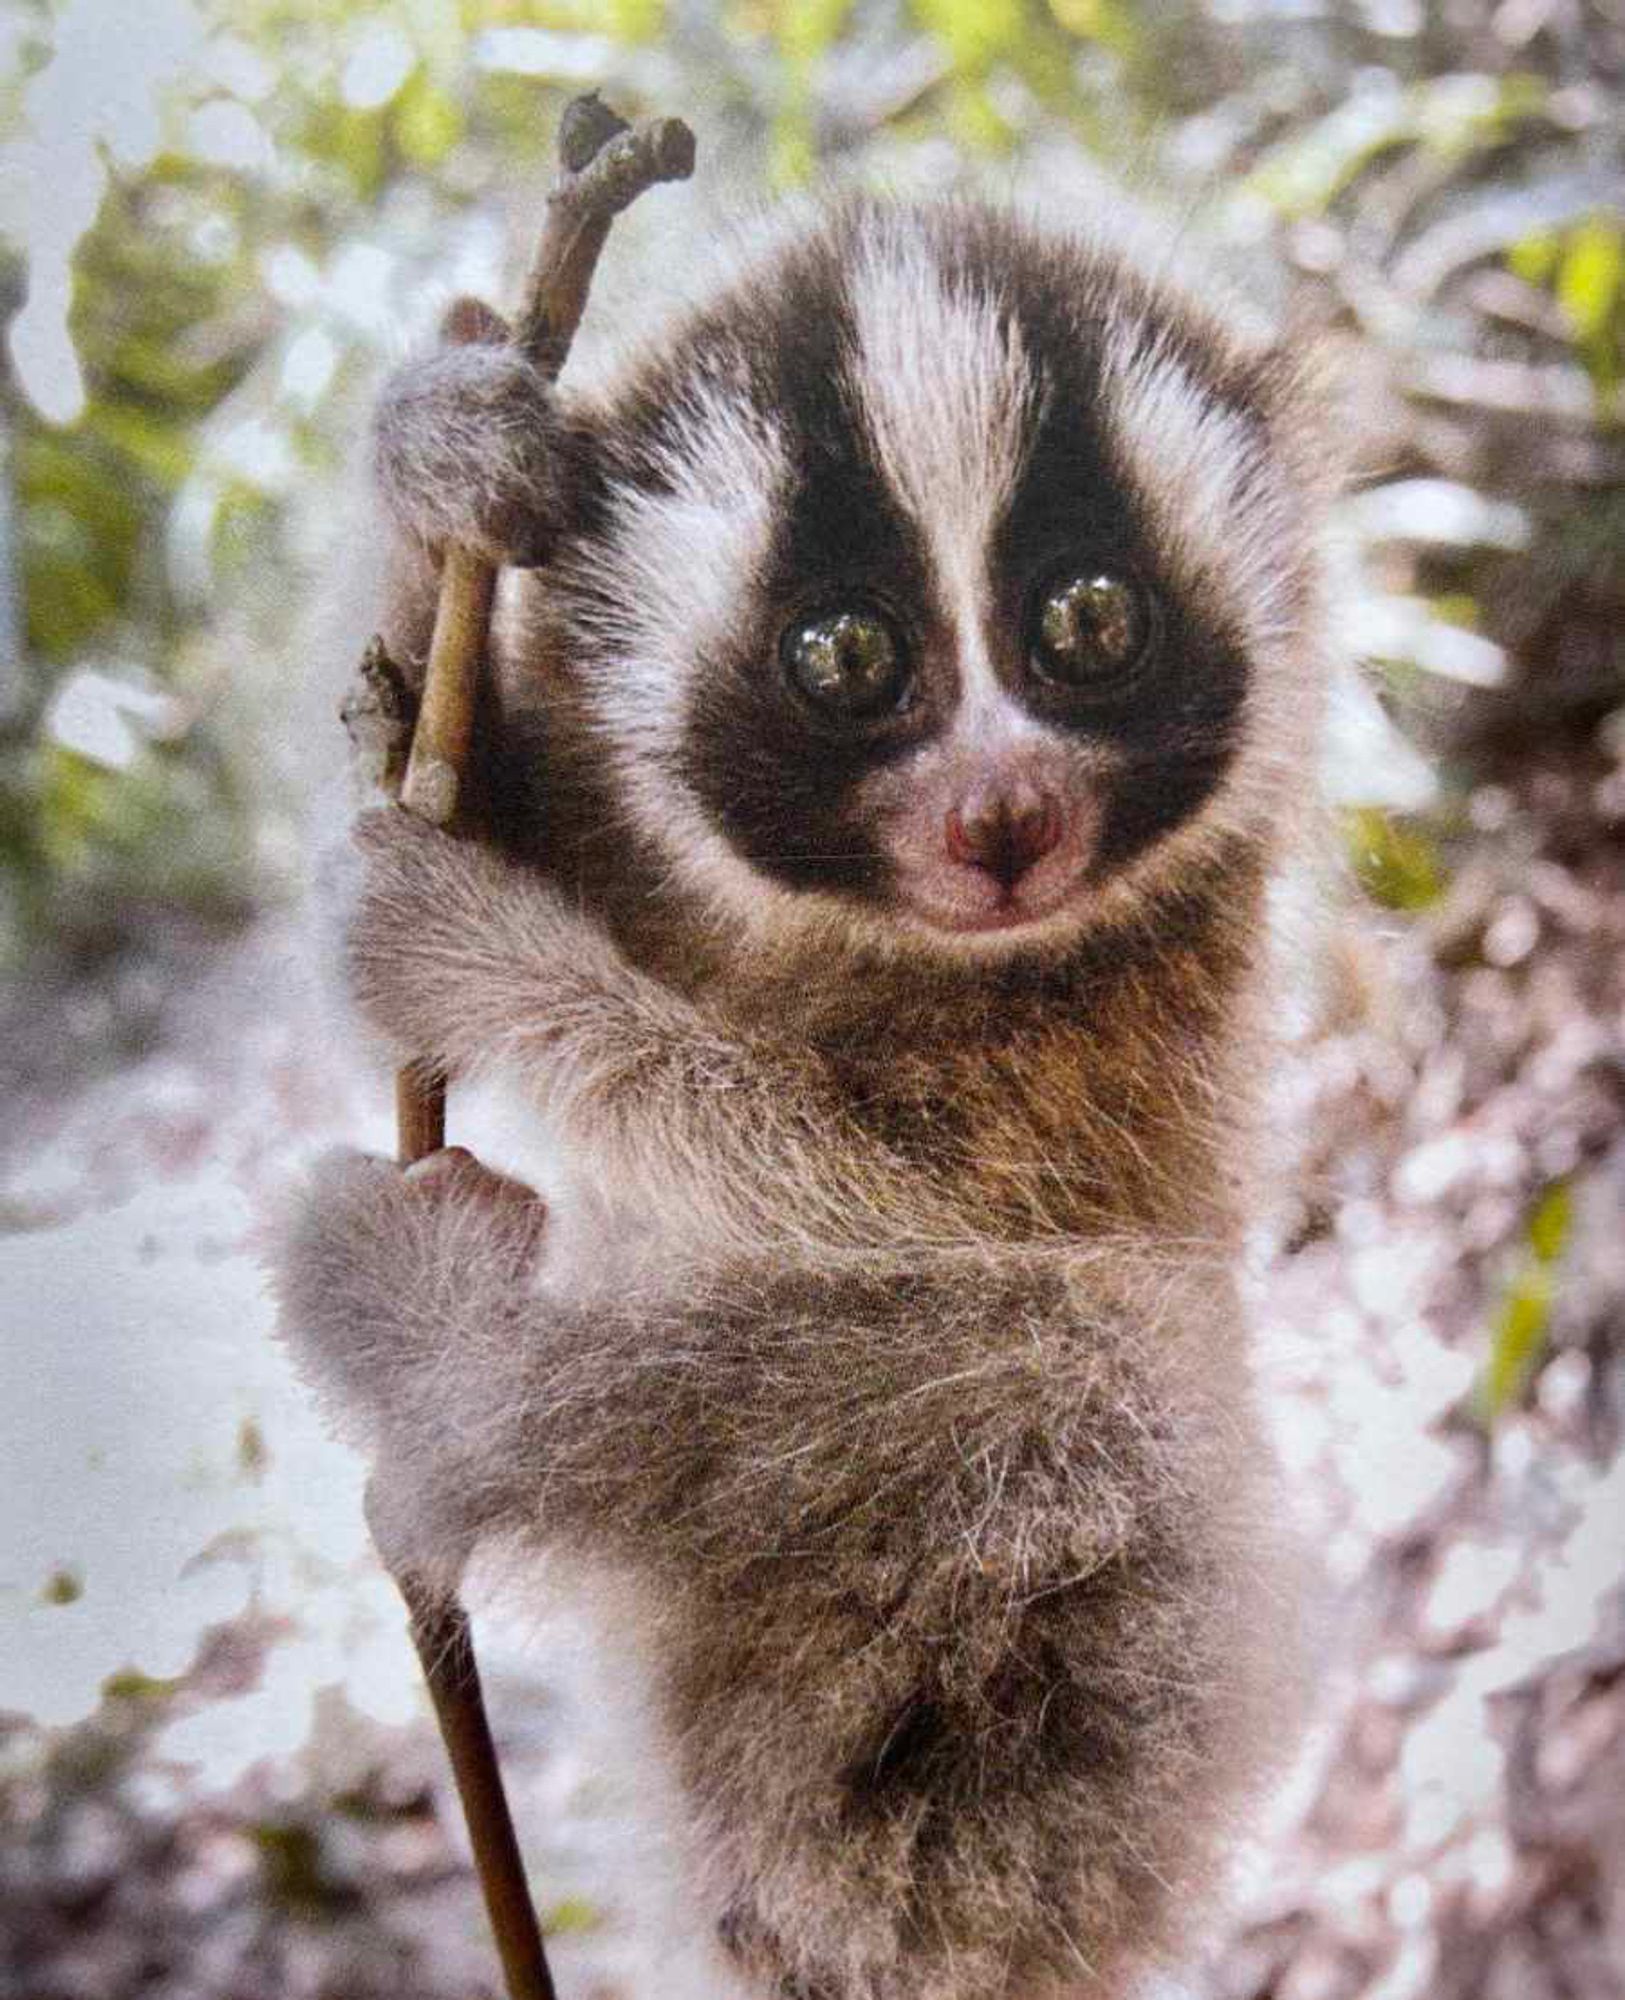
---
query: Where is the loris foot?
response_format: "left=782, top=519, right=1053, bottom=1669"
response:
left=273, top=1144, right=548, bottom=1444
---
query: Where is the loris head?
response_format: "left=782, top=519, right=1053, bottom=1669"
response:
left=546, top=198, right=1329, bottom=964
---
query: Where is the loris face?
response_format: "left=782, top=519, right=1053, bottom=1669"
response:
left=555, top=200, right=1325, bottom=959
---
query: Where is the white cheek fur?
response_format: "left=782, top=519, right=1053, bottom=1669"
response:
left=554, top=382, right=818, bottom=938
left=1100, top=325, right=1300, bottom=659
left=1097, top=319, right=1326, bottom=856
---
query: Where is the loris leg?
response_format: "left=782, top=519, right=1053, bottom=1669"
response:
left=274, top=1147, right=1277, bottom=2000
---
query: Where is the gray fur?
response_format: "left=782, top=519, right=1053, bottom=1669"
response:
left=275, top=195, right=1328, bottom=2000
left=372, top=340, right=565, bottom=567
left=277, top=1133, right=1282, bottom=2000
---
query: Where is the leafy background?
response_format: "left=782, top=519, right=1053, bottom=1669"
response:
left=1, top=3, right=1622, bottom=1998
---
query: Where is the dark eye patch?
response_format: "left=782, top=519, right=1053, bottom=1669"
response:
left=949, top=237, right=1256, bottom=876
left=665, top=241, right=947, bottom=901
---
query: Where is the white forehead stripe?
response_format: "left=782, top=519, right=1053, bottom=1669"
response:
left=845, top=229, right=1038, bottom=531
left=1099, top=323, right=1297, bottom=653
left=845, top=226, right=1040, bottom=697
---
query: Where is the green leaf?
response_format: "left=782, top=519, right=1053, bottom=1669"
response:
left=945, top=74, right=1014, bottom=151
left=41, top=1567, right=84, bottom=1606
left=1525, top=1179, right=1574, bottom=1266
left=102, top=1668, right=185, bottom=1702
left=1428, top=593, right=1480, bottom=629
left=85, top=402, right=198, bottom=489
left=1478, top=1269, right=1553, bottom=1423
left=1344, top=807, right=1446, bottom=912
left=1414, top=70, right=1545, bottom=163
left=1508, top=229, right=1559, bottom=285
left=393, top=72, right=462, bottom=168
left=604, top=0, right=667, bottom=39
left=1045, top=0, right=1133, bottom=48
left=542, top=1896, right=603, bottom=1936
left=18, top=428, right=148, bottom=657
left=913, top=0, right=1025, bottom=71
left=1244, top=91, right=1410, bottom=219
left=775, top=0, right=855, bottom=67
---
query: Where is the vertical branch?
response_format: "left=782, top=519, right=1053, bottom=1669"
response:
left=392, top=95, right=696, bottom=846
left=363, top=92, right=696, bottom=2000
left=392, top=94, right=697, bottom=1143
left=397, top=546, right=498, bottom=833
left=403, top=1584, right=557, bottom=2000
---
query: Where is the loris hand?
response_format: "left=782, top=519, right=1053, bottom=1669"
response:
left=272, top=1145, right=549, bottom=1585
left=331, top=803, right=673, bottom=1101
left=373, top=314, right=567, bottom=569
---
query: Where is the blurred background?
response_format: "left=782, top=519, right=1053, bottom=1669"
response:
left=1, top=2, right=1622, bottom=1996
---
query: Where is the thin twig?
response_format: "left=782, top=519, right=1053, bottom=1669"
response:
left=371, top=90, right=696, bottom=2000
left=403, top=1581, right=556, bottom=2000
left=397, top=97, right=695, bottom=831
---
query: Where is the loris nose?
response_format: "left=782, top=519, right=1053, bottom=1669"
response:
left=944, top=783, right=1066, bottom=890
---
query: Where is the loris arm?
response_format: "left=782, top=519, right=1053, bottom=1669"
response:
left=274, top=1144, right=1262, bottom=1997
left=338, top=808, right=959, bottom=1253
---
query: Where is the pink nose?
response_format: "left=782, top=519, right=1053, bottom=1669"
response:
left=944, top=785, right=1066, bottom=890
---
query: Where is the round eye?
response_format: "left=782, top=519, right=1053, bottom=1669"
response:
left=782, top=608, right=909, bottom=720
left=1030, top=571, right=1153, bottom=691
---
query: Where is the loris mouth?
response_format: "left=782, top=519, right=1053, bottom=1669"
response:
left=898, top=868, right=1090, bottom=940
left=875, top=754, right=1105, bottom=945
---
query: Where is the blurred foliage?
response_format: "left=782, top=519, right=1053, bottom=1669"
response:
left=100, top=1667, right=187, bottom=1704
left=541, top=1893, right=604, bottom=1936
left=1475, top=1178, right=1575, bottom=1426
left=2, top=0, right=1623, bottom=982
left=251, top=1816, right=355, bottom=1916
left=39, top=1564, right=83, bottom=1606
left=1514, top=211, right=1625, bottom=393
